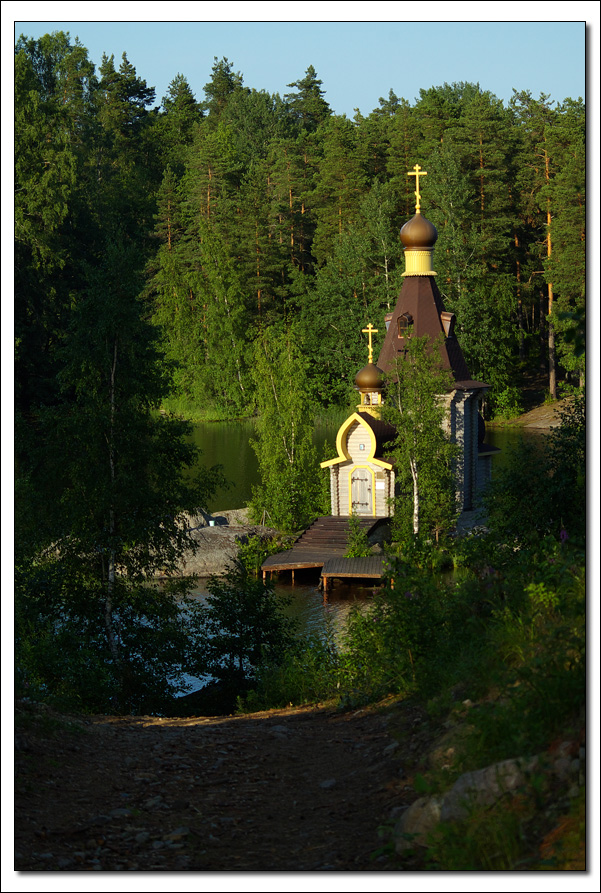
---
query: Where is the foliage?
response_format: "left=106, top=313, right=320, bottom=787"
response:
left=242, top=625, right=340, bottom=711
left=13, top=32, right=587, bottom=748
left=188, top=564, right=298, bottom=689
left=483, top=392, right=585, bottom=544
left=248, top=328, right=325, bottom=532
left=15, top=558, right=198, bottom=714
left=15, top=31, right=586, bottom=419
left=236, top=534, right=293, bottom=577
left=344, top=514, right=372, bottom=557
left=424, top=798, right=525, bottom=870
left=381, top=333, right=460, bottom=542
left=491, top=386, right=523, bottom=420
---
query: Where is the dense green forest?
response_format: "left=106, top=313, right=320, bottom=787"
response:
left=15, top=33, right=585, bottom=428
left=14, top=36, right=586, bottom=867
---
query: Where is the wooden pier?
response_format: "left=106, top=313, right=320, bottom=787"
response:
left=320, top=555, right=386, bottom=592
left=261, top=516, right=387, bottom=587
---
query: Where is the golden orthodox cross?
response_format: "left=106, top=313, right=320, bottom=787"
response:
left=408, top=163, right=427, bottom=213
left=362, top=323, right=378, bottom=364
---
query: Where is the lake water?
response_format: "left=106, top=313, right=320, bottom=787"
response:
left=190, top=418, right=546, bottom=512
left=189, top=418, right=340, bottom=512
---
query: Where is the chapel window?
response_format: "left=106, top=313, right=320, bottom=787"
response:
left=398, top=313, right=413, bottom=337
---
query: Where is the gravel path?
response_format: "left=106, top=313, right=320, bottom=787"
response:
left=15, top=701, right=414, bottom=871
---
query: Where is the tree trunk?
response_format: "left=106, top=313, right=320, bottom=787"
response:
left=515, top=234, right=525, bottom=361
left=105, top=338, right=120, bottom=667
left=539, top=291, right=547, bottom=372
left=410, top=456, right=419, bottom=536
left=548, top=315, right=557, bottom=399
left=544, top=153, right=557, bottom=398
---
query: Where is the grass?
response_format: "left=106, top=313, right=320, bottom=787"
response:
left=159, top=396, right=251, bottom=421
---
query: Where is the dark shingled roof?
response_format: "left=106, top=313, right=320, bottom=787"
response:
left=377, top=276, right=487, bottom=389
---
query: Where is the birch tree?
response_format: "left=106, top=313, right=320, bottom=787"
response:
left=382, top=334, right=459, bottom=542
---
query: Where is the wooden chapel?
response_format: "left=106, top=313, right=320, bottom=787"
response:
left=321, top=165, right=499, bottom=524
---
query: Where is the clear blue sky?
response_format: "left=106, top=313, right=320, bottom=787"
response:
left=10, top=14, right=592, bottom=117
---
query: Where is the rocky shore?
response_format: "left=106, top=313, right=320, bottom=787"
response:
left=170, top=508, right=279, bottom=578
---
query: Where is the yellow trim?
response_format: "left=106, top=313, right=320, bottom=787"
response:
left=348, top=465, right=376, bottom=516
left=319, top=412, right=393, bottom=470
left=402, top=248, right=437, bottom=277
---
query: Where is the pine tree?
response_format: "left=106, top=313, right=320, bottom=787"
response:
left=542, top=99, right=586, bottom=386
left=311, top=115, right=368, bottom=266
left=14, top=31, right=109, bottom=421
left=284, top=64, right=331, bottom=132
left=157, top=73, right=202, bottom=176
left=266, top=132, right=319, bottom=275
left=94, top=52, right=159, bottom=236
left=202, top=56, right=245, bottom=123
left=510, top=91, right=562, bottom=396
left=299, top=181, right=403, bottom=406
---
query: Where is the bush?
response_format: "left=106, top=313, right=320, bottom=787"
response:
left=344, top=514, right=371, bottom=557
left=492, top=386, right=523, bottom=420
left=236, top=534, right=292, bottom=577
left=15, top=558, right=198, bottom=714
left=188, top=563, right=298, bottom=690
left=483, top=392, right=585, bottom=545
left=242, top=626, right=340, bottom=711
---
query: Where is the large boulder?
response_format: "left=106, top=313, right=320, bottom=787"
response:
left=163, top=509, right=279, bottom=578
left=439, top=756, right=539, bottom=823
left=393, top=755, right=539, bottom=853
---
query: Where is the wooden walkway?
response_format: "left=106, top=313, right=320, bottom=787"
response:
left=320, top=555, right=386, bottom=591
left=261, top=516, right=387, bottom=585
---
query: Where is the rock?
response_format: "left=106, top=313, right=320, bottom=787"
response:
left=440, top=756, right=539, bottom=823
left=389, top=805, right=407, bottom=821
left=143, top=796, right=164, bottom=810
left=164, top=827, right=190, bottom=842
left=393, top=796, right=443, bottom=852
left=174, top=523, right=279, bottom=577
left=553, top=756, right=572, bottom=780
left=319, top=779, right=337, bottom=789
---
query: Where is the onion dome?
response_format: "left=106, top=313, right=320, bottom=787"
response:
left=400, top=211, right=438, bottom=278
left=400, top=212, right=438, bottom=249
left=355, top=362, right=384, bottom=391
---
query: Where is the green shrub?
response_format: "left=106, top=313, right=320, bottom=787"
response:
left=188, top=564, right=298, bottom=690
left=242, top=626, right=340, bottom=711
left=236, top=534, right=292, bottom=577
left=15, top=559, right=198, bottom=714
left=492, top=386, right=523, bottom=420
left=344, top=513, right=371, bottom=557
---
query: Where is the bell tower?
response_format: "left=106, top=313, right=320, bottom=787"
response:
left=376, top=165, right=497, bottom=515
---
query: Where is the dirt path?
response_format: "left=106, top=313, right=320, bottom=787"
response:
left=15, top=699, right=421, bottom=871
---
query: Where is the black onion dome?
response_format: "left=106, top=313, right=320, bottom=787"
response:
left=355, top=362, right=384, bottom=390
left=400, top=212, right=438, bottom=249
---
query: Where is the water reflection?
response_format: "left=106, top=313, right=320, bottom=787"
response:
left=187, top=574, right=372, bottom=640
left=190, top=419, right=546, bottom=511
left=189, top=419, right=339, bottom=512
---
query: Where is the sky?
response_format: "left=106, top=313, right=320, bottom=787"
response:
left=7, top=10, right=595, bottom=118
